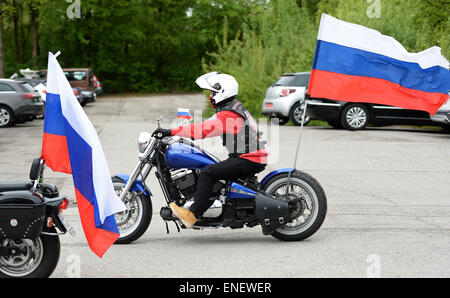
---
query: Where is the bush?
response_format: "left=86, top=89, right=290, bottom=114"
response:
left=203, top=0, right=318, bottom=117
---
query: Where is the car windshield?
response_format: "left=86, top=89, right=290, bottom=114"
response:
left=18, top=82, right=35, bottom=92
left=274, top=74, right=310, bottom=87
left=26, top=80, right=43, bottom=87
left=274, top=75, right=296, bottom=86
left=64, top=71, right=87, bottom=81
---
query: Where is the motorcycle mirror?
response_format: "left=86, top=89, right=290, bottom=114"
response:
left=157, top=115, right=163, bottom=128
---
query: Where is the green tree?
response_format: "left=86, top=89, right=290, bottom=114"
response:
left=204, top=0, right=317, bottom=116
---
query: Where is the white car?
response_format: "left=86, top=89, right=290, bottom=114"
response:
left=261, top=72, right=310, bottom=125
left=34, top=82, right=47, bottom=102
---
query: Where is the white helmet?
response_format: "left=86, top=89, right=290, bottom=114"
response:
left=195, top=72, right=239, bottom=107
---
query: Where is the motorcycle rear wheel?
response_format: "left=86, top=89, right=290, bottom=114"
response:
left=261, top=171, right=327, bottom=241
left=0, top=234, right=60, bottom=278
left=112, top=177, right=152, bottom=244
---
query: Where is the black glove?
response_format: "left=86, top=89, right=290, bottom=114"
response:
left=152, top=127, right=172, bottom=139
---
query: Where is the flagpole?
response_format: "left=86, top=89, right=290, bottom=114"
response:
left=285, top=95, right=309, bottom=199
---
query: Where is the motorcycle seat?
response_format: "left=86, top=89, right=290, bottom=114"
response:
left=0, top=181, right=33, bottom=193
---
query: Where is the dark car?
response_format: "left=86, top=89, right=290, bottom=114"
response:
left=73, top=87, right=96, bottom=106
left=306, top=97, right=442, bottom=130
left=0, top=79, right=43, bottom=128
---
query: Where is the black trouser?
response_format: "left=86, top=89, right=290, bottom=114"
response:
left=189, top=157, right=266, bottom=219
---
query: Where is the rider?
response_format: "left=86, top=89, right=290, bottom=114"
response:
left=153, top=72, right=267, bottom=228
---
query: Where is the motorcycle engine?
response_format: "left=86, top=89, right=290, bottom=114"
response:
left=171, top=169, right=197, bottom=199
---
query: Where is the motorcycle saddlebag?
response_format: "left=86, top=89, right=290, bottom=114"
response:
left=0, top=191, right=46, bottom=240
left=254, top=191, right=289, bottom=235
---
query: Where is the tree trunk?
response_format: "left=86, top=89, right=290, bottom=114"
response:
left=30, top=4, right=39, bottom=68
left=12, top=0, right=20, bottom=64
left=0, top=1, right=4, bottom=77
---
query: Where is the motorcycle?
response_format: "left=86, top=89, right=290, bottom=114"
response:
left=112, top=119, right=327, bottom=244
left=0, top=158, right=70, bottom=278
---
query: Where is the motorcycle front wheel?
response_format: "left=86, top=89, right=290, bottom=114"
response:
left=112, top=177, right=153, bottom=244
left=0, top=234, right=60, bottom=278
left=261, top=170, right=327, bottom=241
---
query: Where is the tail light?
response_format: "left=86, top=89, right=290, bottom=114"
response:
left=280, top=89, right=296, bottom=97
left=20, top=93, right=34, bottom=100
left=265, top=103, right=274, bottom=108
left=73, top=89, right=79, bottom=96
left=58, top=198, right=69, bottom=213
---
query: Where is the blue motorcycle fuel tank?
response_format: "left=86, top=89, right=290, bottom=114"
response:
left=165, top=141, right=217, bottom=170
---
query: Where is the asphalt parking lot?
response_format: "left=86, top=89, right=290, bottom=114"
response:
left=0, top=94, right=449, bottom=278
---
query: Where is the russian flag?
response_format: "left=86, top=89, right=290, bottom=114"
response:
left=41, top=52, right=126, bottom=258
left=177, top=108, right=192, bottom=120
left=308, top=14, right=450, bottom=115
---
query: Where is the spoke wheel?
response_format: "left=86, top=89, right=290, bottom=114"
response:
left=262, top=171, right=327, bottom=241
left=112, top=177, right=152, bottom=244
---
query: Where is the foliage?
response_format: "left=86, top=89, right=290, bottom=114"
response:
left=203, top=0, right=317, bottom=116
left=0, top=0, right=447, bottom=110
left=204, top=0, right=449, bottom=116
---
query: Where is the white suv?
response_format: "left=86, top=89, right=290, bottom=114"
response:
left=262, top=72, right=310, bottom=125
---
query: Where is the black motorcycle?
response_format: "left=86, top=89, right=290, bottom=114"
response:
left=0, top=158, right=70, bottom=278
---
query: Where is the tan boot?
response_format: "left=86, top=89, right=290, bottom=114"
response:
left=169, top=202, right=198, bottom=228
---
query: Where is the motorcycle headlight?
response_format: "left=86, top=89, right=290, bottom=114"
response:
left=138, top=132, right=152, bottom=153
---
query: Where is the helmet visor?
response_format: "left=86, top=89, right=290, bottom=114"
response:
left=195, top=72, right=219, bottom=91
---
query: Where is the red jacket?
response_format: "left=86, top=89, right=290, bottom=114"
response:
left=171, top=111, right=267, bottom=164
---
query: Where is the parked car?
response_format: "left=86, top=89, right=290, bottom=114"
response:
left=37, top=68, right=96, bottom=106
left=0, top=79, right=43, bottom=128
left=306, top=97, right=445, bottom=131
left=38, top=68, right=95, bottom=91
left=74, top=87, right=96, bottom=106
left=430, top=94, right=450, bottom=130
left=93, top=74, right=103, bottom=95
left=13, top=78, right=46, bottom=100
left=262, top=72, right=311, bottom=126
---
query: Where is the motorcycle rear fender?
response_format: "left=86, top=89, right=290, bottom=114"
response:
left=260, top=168, right=295, bottom=187
left=44, top=197, right=68, bottom=234
left=114, top=174, right=153, bottom=197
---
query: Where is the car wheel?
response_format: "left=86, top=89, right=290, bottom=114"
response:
left=0, top=106, right=14, bottom=128
left=340, top=104, right=369, bottom=130
left=289, top=102, right=310, bottom=126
